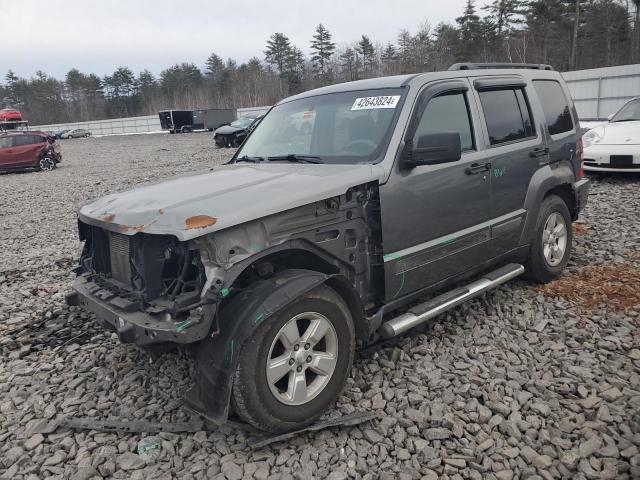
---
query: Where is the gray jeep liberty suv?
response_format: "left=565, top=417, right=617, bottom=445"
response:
left=67, top=63, right=590, bottom=433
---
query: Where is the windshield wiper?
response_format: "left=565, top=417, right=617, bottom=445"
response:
left=611, top=119, right=639, bottom=122
left=235, top=155, right=264, bottom=163
left=266, top=154, right=323, bottom=164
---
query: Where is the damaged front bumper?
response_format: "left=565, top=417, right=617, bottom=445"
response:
left=66, top=275, right=216, bottom=345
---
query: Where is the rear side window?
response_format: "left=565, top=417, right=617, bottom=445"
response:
left=11, top=135, right=35, bottom=147
left=533, top=80, right=574, bottom=135
left=413, top=91, right=474, bottom=151
left=479, top=88, right=535, bottom=146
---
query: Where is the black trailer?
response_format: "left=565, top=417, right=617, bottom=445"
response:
left=158, top=110, right=194, bottom=134
left=0, top=120, right=29, bottom=132
left=193, top=109, right=237, bottom=131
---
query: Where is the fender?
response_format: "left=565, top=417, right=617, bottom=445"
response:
left=184, top=268, right=331, bottom=424
left=519, top=162, right=577, bottom=245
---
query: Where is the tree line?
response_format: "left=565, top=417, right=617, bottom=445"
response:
left=1, top=0, right=637, bottom=126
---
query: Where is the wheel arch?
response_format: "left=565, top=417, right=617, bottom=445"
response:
left=222, top=242, right=367, bottom=338
left=185, top=265, right=364, bottom=425
left=520, top=163, right=579, bottom=245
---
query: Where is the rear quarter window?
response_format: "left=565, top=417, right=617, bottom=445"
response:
left=532, top=80, right=574, bottom=135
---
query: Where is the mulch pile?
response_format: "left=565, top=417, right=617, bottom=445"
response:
left=539, top=263, right=640, bottom=312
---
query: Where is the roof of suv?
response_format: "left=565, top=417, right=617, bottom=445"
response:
left=0, top=131, right=47, bottom=137
left=282, top=65, right=564, bottom=104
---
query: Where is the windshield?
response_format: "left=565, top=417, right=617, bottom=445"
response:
left=230, top=117, right=255, bottom=128
left=236, top=88, right=406, bottom=164
left=611, top=99, right=640, bottom=122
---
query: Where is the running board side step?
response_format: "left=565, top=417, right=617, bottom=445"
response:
left=379, top=263, right=525, bottom=339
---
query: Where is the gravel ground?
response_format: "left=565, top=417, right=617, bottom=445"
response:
left=1, top=133, right=639, bottom=480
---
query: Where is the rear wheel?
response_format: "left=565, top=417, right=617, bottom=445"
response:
left=231, top=284, right=355, bottom=433
left=525, top=194, right=572, bottom=283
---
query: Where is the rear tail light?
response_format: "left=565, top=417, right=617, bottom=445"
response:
left=577, top=138, right=585, bottom=179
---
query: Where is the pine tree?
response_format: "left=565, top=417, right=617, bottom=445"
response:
left=483, top=0, right=525, bottom=37
left=397, top=30, right=414, bottom=72
left=310, top=24, right=336, bottom=80
left=205, top=52, right=225, bottom=79
left=456, top=0, right=483, bottom=60
left=339, top=47, right=358, bottom=81
left=264, top=33, right=293, bottom=75
left=356, top=35, right=376, bottom=76
left=381, top=42, right=398, bottom=74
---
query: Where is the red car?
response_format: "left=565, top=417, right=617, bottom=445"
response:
left=0, top=131, right=62, bottom=172
left=0, top=108, right=22, bottom=122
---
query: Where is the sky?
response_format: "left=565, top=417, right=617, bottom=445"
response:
left=3, top=0, right=491, bottom=80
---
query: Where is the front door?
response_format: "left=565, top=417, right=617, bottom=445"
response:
left=380, top=79, right=493, bottom=302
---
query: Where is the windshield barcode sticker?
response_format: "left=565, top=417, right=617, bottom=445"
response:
left=351, top=95, right=401, bottom=111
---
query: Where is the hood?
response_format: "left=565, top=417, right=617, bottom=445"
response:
left=79, top=163, right=386, bottom=241
left=214, top=125, right=245, bottom=135
left=588, top=121, right=640, bottom=145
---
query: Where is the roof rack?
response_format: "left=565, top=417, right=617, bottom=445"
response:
left=448, top=63, right=554, bottom=71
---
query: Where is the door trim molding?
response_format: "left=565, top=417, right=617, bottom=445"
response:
left=383, top=209, right=526, bottom=268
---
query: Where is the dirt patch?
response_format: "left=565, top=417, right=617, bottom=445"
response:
left=572, top=223, right=588, bottom=236
left=539, top=263, right=640, bottom=312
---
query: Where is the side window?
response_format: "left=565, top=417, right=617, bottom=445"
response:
left=479, top=88, right=536, bottom=146
left=11, top=135, right=32, bottom=147
left=533, top=80, right=574, bottom=135
left=413, top=91, right=474, bottom=152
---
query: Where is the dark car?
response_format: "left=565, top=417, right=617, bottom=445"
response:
left=0, top=131, right=61, bottom=171
left=213, top=116, right=262, bottom=147
left=68, top=63, right=589, bottom=433
left=55, top=129, right=70, bottom=139
left=60, top=128, right=91, bottom=139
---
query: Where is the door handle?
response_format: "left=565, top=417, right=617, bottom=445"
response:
left=529, top=147, right=549, bottom=158
left=465, top=162, right=491, bottom=175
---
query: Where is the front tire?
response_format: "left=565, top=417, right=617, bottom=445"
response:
left=525, top=194, right=572, bottom=283
left=37, top=156, right=57, bottom=172
left=231, top=284, right=355, bottom=433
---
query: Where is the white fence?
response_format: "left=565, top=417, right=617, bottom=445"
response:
left=32, top=114, right=161, bottom=136
left=562, top=64, right=640, bottom=121
left=31, top=106, right=271, bottom=136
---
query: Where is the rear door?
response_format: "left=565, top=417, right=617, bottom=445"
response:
left=11, top=135, right=44, bottom=166
left=470, top=76, right=544, bottom=256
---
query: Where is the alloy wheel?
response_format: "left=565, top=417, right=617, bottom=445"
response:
left=266, top=312, right=338, bottom=406
left=39, top=157, right=55, bottom=171
left=542, top=212, right=567, bottom=266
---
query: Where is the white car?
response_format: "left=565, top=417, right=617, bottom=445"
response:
left=582, top=97, right=640, bottom=173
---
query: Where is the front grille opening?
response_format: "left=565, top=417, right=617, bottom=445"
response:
left=109, top=233, right=132, bottom=285
left=162, top=248, right=204, bottom=300
left=78, top=223, right=205, bottom=306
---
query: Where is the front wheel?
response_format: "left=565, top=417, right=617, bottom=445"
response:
left=525, top=194, right=573, bottom=283
left=38, top=156, right=57, bottom=172
left=231, top=284, right=355, bottom=433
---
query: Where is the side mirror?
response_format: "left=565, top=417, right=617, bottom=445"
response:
left=403, top=132, right=462, bottom=168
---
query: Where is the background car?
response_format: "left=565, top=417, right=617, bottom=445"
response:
left=0, top=131, right=62, bottom=171
left=60, top=128, right=91, bottom=139
left=213, top=116, right=262, bottom=148
left=0, top=108, right=22, bottom=122
left=54, top=129, right=70, bottom=139
left=583, top=97, right=640, bottom=172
